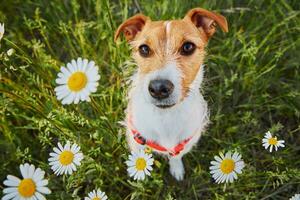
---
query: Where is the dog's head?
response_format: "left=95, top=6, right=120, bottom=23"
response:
left=115, top=8, right=228, bottom=109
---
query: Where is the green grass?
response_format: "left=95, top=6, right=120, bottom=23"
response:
left=0, top=0, right=299, bottom=199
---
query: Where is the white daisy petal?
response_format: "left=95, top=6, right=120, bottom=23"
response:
left=54, top=85, right=68, bottom=93
left=36, top=179, right=48, bottom=187
left=4, top=175, right=20, bottom=187
left=3, top=187, right=18, bottom=194
left=266, top=131, right=272, bottom=138
left=214, top=155, right=222, bottom=163
left=60, top=66, right=71, bottom=76
left=77, top=57, right=83, bottom=71
left=0, top=23, right=4, bottom=41
left=82, top=59, right=88, bottom=71
left=28, top=164, right=35, bottom=178
left=210, top=161, right=220, bottom=166
left=278, top=143, right=285, bottom=147
left=277, top=140, right=285, bottom=146
left=127, top=166, right=136, bottom=174
left=2, top=191, right=19, bottom=200
left=85, top=61, right=95, bottom=72
left=87, top=82, right=98, bottom=93
left=65, top=141, right=71, bottom=149
left=55, top=76, right=67, bottom=84
left=61, top=92, right=75, bottom=104
left=146, top=165, right=153, bottom=172
left=86, top=70, right=100, bottom=81
left=70, top=163, right=77, bottom=172
left=225, top=151, right=232, bottom=158
left=34, top=192, right=46, bottom=200
left=48, top=156, right=58, bottom=162
left=144, top=168, right=151, bottom=176
left=289, top=194, right=300, bottom=200
left=67, top=166, right=73, bottom=174
left=57, top=142, right=64, bottom=151
left=232, top=152, right=240, bottom=161
left=73, top=93, right=80, bottom=104
left=20, top=164, right=28, bottom=178
left=209, top=165, right=220, bottom=170
left=32, top=168, right=44, bottom=182
left=37, top=186, right=51, bottom=194
left=66, top=62, right=73, bottom=73
left=71, top=143, right=78, bottom=153
left=56, top=90, right=71, bottom=101
left=71, top=60, right=77, bottom=71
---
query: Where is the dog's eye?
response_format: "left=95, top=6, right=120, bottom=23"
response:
left=138, top=44, right=151, bottom=57
left=180, top=42, right=196, bottom=56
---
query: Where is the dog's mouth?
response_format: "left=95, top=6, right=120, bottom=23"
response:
left=150, top=94, right=178, bottom=109
left=156, top=103, right=176, bottom=109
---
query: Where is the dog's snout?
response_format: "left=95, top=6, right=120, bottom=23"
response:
left=148, top=79, right=174, bottom=100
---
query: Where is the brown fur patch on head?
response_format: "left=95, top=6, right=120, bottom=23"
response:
left=129, top=19, right=206, bottom=97
left=130, top=21, right=168, bottom=75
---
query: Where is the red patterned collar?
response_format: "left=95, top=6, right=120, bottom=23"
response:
left=128, top=115, right=193, bottom=157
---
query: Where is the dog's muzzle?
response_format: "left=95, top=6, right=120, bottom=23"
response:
left=148, top=79, right=175, bottom=108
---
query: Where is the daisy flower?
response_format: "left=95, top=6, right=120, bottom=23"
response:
left=2, top=163, right=51, bottom=200
left=84, top=189, right=108, bottom=200
left=290, top=194, right=300, bottom=200
left=55, top=57, right=100, bottom=104
left=262, top=131, right=285, bottom=152
left=0, top=23, right=4, bottom=41
left=48, top=141, right=84, bottom=175
left=210, top=151, right=245, bottom=184
left=125, top=150, right=154, bottom=180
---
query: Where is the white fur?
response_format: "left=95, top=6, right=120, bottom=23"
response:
left=126, top=63, right=209, bottom=180
left=165, top=21, right=172, bottom=56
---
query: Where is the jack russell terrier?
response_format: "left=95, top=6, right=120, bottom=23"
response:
left=115, top=8, right=228, bottom=180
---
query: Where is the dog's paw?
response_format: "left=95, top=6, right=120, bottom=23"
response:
left=169, top=158, right=185, bottom=181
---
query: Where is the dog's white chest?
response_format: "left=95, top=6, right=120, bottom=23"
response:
left=129, top=92, right=208, bottom=150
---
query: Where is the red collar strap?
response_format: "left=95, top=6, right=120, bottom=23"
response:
left=128, top=115, right=193, bottom=157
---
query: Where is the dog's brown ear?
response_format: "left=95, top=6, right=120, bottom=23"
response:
left=114, top=14, right=149, bottom=42
left=184, top=8, right=228, bottom=39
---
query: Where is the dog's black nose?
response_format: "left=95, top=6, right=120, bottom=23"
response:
left=148, top=79, right=174, bottom=99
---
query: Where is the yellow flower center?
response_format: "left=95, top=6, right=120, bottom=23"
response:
left=59, top=150, right=74, bottom=165
left=67, top=72, right=87, bottom=92
left=220, top=159, right=235, bottom=174
left=18, top=179, right=36, bottom=197
left=268, top=137, right=278, bottom=145
left=135, top=158, right=147, bottom=170
left=92, top=198, right=101, bottom=200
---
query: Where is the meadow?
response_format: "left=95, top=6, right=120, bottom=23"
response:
left=0, top=0, right=299, bottom=199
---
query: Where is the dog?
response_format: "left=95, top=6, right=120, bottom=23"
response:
left=115, top=8, right=228, bottom=180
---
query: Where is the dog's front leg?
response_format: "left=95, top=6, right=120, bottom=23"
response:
left=169, top=155, right=184, bottom=181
